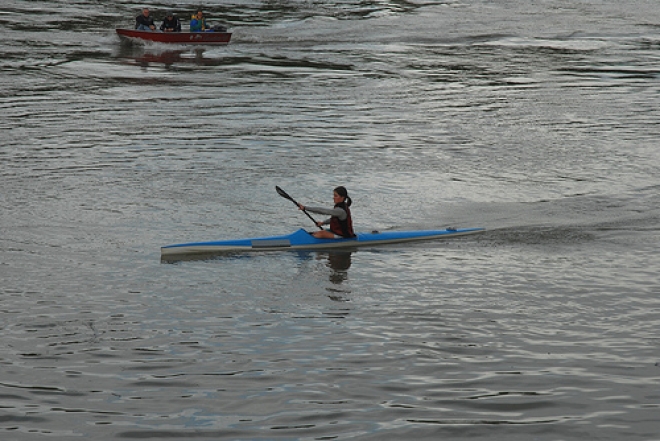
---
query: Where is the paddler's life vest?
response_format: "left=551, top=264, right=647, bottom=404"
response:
left=329, top=202, right=355, bottom=238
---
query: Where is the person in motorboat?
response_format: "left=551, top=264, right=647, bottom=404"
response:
left=160, top=11, right=181, bottom=32
left=135, top=8, right=156, bottom=31
left=189, top=10, right=228, bottom=33
left=298, top=186, right=356, bottom=239
left=189, top=10, right=210, bottom=32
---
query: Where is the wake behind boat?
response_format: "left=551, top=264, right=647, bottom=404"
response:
left=160, top=227, right=485, bottom=258
left=116, top=28, right=232, bottom=45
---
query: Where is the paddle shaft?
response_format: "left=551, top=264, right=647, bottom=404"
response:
left=275, top=186, right=324, bottom=230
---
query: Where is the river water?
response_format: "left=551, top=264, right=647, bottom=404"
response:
left=1, top=0, right=660, bottom=439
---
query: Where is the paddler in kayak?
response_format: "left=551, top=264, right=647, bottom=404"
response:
left=298, top=186, right=356, bottom=239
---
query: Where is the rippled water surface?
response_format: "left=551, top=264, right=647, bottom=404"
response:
left=1, top=0, right=660, bottom=439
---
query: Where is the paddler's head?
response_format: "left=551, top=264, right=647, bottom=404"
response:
left=333, top=186, right=351, bottom=206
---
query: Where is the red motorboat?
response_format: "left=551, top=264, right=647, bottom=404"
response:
left=116, top=28, right=231, bottom=45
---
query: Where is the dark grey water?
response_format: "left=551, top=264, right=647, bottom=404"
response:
left=1, top=0, right=660, bottom=439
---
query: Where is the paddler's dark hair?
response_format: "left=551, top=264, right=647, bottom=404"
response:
left=334, top=186, right=352, bottom=207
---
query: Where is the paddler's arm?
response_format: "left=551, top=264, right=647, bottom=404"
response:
left=299, top=205, right=347, bottom=220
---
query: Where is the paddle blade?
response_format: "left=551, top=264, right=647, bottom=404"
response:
left=275, top=186, right=323, bottom=230
left=275, top=186, right=296, bottom=204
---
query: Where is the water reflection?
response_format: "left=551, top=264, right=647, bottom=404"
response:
left=160, top=246, right=354, bottom=300
left=114, top=43, right=227, bottom=68
left=324, top=251, right=352, bottom=285
left=161, top=249, right=353, bottom=276
left=135, top=50, right=189, bottom=67
left=312, top=251, right=353, bottom=302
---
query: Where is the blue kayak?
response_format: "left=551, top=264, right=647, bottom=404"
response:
left=161, top=227, right=484, bottom=257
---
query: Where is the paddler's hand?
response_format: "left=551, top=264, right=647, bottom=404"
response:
left=298, top=204, right=305, bottom=211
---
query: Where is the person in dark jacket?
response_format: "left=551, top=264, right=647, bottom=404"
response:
left=160, top=11, right=181, bottom=32
left=298, top=186, right=356, bottom=239
left=135, top=8, right=156, bottom=31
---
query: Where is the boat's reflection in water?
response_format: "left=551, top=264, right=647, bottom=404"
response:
left=135, top=50, right=190, bottom=67
left=322, top=251, right=352, bottom=285
left=115, top=43, right=227, bottom=68
left=320, top=251, right=352, bottom=302
left=161, top=249, right=353, bottom=299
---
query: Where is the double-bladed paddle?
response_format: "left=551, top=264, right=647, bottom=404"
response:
left=275, top=186, right=323, bottom=230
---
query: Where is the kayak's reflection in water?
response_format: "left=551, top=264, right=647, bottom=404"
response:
left=324, top=252, right=352, bottom=285
left=160, top=248, right=353, bottom=300
left=311, top=251, right=353, bottom=303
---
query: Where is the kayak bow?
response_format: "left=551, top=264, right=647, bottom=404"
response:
left=160, top=227, right=484, bottom=257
